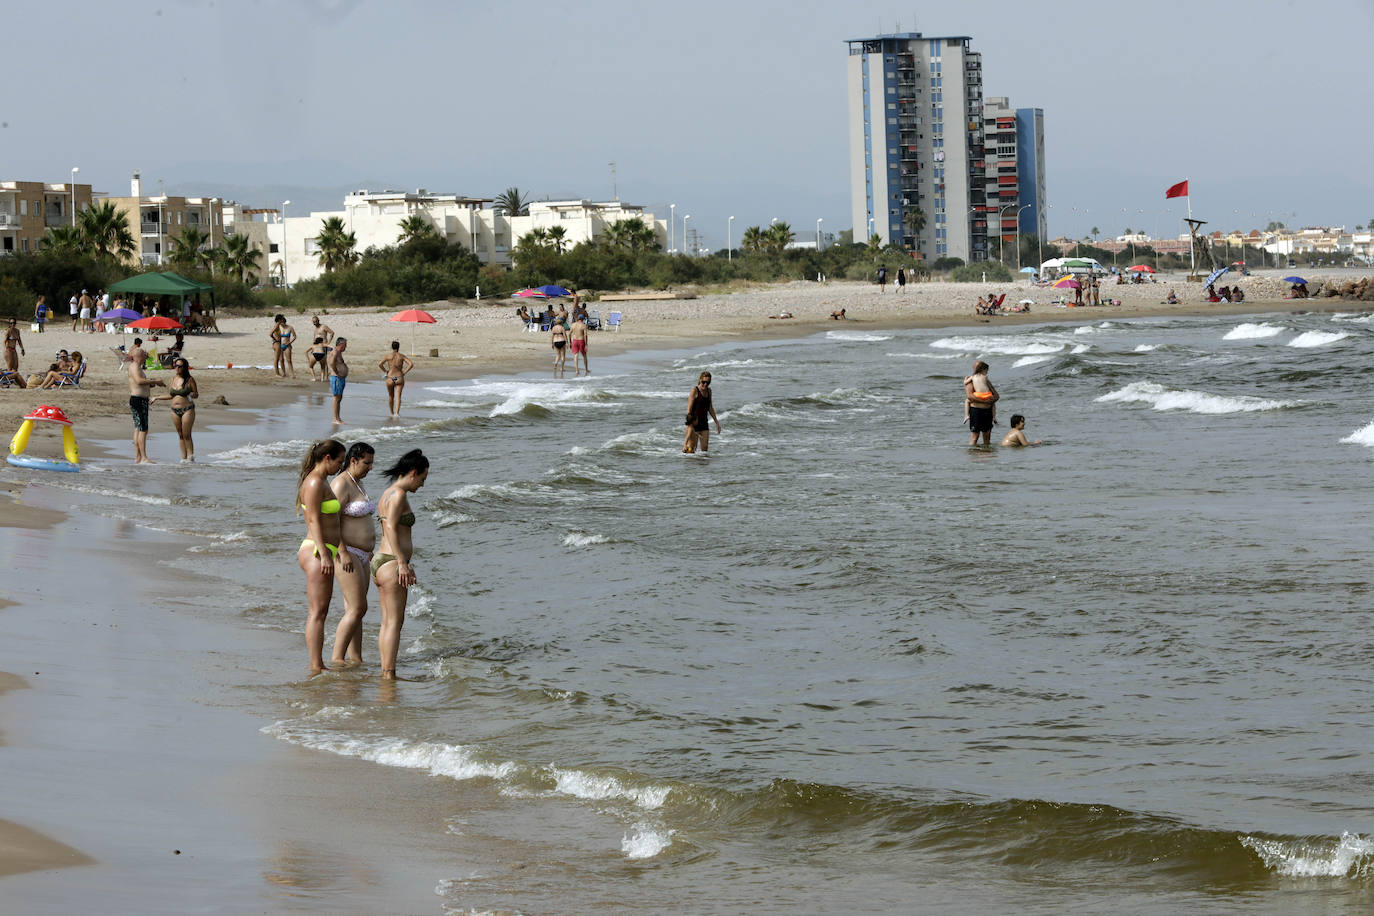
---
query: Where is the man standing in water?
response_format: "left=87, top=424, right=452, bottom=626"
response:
left=683, top=371, right=721, bottom=453
left=327, top=336, right=349, bottom=425
left=963, top=360, right=998, bottom=448
left=569, top=312, right=590, bottom=376
left=127, top=337, right=166, bottom=462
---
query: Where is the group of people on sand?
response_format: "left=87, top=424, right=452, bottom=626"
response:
left=296, top=439, right=429, bottom=678
left=123, top=336, right=199, bottom=463
left=963, top=360, right=1042, bottom=449
left=876, top=266, right=910, bottom=293
left=269, top=314, right=414, bottom=422
left=1205, top=284, right=1245, bottom=303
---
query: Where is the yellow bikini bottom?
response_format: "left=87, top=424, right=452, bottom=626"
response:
left=300, top=539, right=340, bottom=560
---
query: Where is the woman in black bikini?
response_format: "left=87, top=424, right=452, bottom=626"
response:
left=154, top=357, right=199, bottom=461
left=550, top=317, right=568, bottom=378
left=330, top=441, right=376, bottom=668
left=371, top=448, right=428, bottom=679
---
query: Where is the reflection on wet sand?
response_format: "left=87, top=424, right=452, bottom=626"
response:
left=264, top=842, right=380, bottom=896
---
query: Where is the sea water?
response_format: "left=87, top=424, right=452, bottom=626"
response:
left=9, top=307, right=1374, bottom=912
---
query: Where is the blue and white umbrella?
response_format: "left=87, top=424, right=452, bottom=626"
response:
left=1204, top=266, right=1231, bottom=288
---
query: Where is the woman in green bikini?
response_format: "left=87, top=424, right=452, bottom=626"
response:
left=297, top=439, right=347, bottom=673
left=371, top=448, right=429, bottom=679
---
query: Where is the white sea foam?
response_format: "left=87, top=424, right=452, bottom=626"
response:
left=622, top=824, right=675, bottom=859
left=1330, top=312, right=1373, bottom=324
left=1242, top=832, right=1374, bottom=878
left=563, top=532, right=611, bottom=548
left=1073, top=326, right=1095, bottom=335
left=1070, top=344, right=1090, bottom=354
left=1013, top=355, right=1055, bottom=368
left=888, top=351, right=966, bottom=360
left=929, top=334, right=1070, bottom=356
left=432, top=510, right=477, bottom=528
left=1287, top=330, right=1350, bottom=348
left=414, top=399, right=467, bottom=409
left=208, top=438, right=315, bottom=469
left=262, top=725, right=517, bottom=782
left=1340, top=421, right=1374, bottom=448
left=36, top=480, right=173, bottom=506
left=550, top=767, right=671, bottom=809
left=826, top=331, right=894, bottom=342
left=1222, top=322, right=1286, bottom=341
left=1096, top=381, right=1301, bottom=414
left=1134, top=344, right=1159, bottom=352
left=445, top=482, right=523, bottom=502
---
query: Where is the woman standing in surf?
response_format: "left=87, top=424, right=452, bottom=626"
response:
left=371, top=449, right=429, bottom=679
left=964, top=360, right=999, bottom=448
left=683, top=371, right=721, bottom=453
left=330, top=441, right=376, bottom=668
left=298, top=439, right=346, bottom=673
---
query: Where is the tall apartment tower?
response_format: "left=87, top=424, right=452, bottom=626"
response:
left=846, top=32, right=985, bottom=262
left=980, top=98, right=1048, bottom=263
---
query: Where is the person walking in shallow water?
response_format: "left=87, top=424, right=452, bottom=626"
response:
left=550, top=316, right=568, bottom=378
left=379, top=340, right=413, bottom=417
left=683, top=371, right=721, bottom=453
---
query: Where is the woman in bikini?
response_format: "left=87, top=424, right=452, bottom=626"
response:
left=3, top=318, right=25, bottom=384
left=550, top=317, right=568, bottom=378
left=297, top=439, right=347, bottom=673
left=378, top=341, right=414, bottom=417
left=330, top=441, right=376, bottom=668
left=152, top=357, right=199, bottom=461
left=371, top=448, right=429, bottom=679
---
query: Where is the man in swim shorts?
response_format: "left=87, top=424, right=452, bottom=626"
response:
left=127, top=336, right=166, bottom=462
left=963, top=359, right=998, bottom=448
left=327, top=337, right=349, bottom=425
left=569, top=314, right=589, bottom=376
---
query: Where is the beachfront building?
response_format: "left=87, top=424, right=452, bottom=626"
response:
left=0, top=179, right=97, bottom=256
left=846, top=31, right=986, bottom=262
left=979, top=97, right=1046, bottom=264
left=244, top=191, right=667, bottom=286
left=104, top=172, right=225, bottom=267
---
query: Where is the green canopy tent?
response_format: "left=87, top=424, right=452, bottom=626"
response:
left=109, top=271, right=216, bottom=323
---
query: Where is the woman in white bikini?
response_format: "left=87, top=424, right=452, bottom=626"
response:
left=371, top=449, right=429, bottom=679
left=297, top=439, right=346, bottom=673
left=330, top=442, right=377, bottom=668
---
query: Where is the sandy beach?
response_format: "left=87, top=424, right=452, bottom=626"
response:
left=1, top=269, right=1359, bottom=458
left=1, top=270, right=1370, bottom=908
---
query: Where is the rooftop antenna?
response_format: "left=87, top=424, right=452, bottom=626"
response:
left=610, top=160, right=617, bottom=201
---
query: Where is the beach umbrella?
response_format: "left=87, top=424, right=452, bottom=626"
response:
left=1283, top=276, right=1307, bottom=284
left=1018, top=266, right=1037, bottom=274
left=1127, top=265, right=1155, bottom=273
left=535, top=284, right=572, bottom=298
left=1052, top=276, right=1080, bottom=289
left=1204, top=266, right=1230, bottom=289
left=390, top=308, right=437, bottom=355
left=98, top=307, right=143, bottom=322
left=514, top=288, right=548, bottom=299
left=128, top=315, right=183, bottom=331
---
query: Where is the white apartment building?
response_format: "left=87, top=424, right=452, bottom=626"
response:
left=229, top=190, right=665, bottom=286
left=847, top=31, right=985, bottom=261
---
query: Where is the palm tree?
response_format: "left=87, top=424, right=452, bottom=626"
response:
left=494, top=187, right=529, bottom=217
left=546, top=225, right=568, bottom=254
left=741, top=226, right=765, bottom=254
left=397, top=214, right=438, bottom=245
left=78, top=201, right=137, bottom=262
left=765, top=222, right=794, bottom=254
left=42, top=225, right=84, bottom=253
left=316, top=216, right=358, bottom=272
left=221, top=233, right=262, bottom=284
left=901, top=208, right=927, bottom=245
left=168, top=226, right=211, bottom=271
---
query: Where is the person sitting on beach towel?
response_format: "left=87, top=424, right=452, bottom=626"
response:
left=1166, top=289, right=1178, bottom=304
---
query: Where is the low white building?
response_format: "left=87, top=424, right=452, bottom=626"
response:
left=228, top=190, right=666, bottom=286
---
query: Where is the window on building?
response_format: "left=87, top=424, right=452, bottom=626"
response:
left=3, top=236, right=12, bottom=251
left=887, top=102, right=896, bottom=110
left=305, top=238, right=319, bottom=255
left=269, top=242, right=279, bottom=254
left=887, top=87, right=896, bottom=94
left=19, top=200, right=26, bottom=216
left=22, top=238, right=29, bottom=251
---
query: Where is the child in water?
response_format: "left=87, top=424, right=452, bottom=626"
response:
left=1000, top=414, right=1042, bottom=447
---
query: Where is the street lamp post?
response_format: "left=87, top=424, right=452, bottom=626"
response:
left=816, top=217, right=823, bottom=252
left=1015, top=204, right=1031, bottom=273
left=280, top=200, right=290, bottom=288
left=69, top=167, right=79, bottom=227
left=669, top=203, right=675, bottom=254
left=998, top=204, right=1017, bottom=264
left=728, top=216, right=735, bottom=260
left=683, top=214, right=691, bottom=256
left=867, top=216, right=874, bottom=241
left=157, top=179, right=166, bottom=267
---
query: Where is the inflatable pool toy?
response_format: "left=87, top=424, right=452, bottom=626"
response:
left=8, top=405, right=80, bottom=472
left=968, top=391, right=996, bottom=402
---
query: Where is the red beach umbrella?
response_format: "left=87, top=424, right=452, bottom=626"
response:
left=128, top=315, right=184, bottom=330
left=390, top=308, right=437, bottom=355
left=1126, top=265, right=1155, bottom=273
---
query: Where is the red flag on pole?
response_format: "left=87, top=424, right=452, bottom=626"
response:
left=1165, top=180, right=1189, bottom=199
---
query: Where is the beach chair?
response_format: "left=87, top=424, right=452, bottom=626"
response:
left=108, top=345, right=129, bottom=366
left=586, top=310, right=601, bottom=330
left=606, top=311, right=623, bottom=332
left=54, top=361, right=86, bottom=388
left=0, top=369, right=20, bottom=388
left=538, top=313, right=554, bottom=332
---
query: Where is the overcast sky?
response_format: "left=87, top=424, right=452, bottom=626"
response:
left=7, top=0, right=1372, bottom=248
